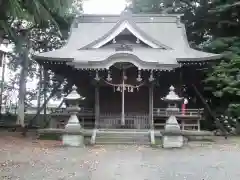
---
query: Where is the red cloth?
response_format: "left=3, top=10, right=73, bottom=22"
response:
left=182, top=104, right=186, bottom=115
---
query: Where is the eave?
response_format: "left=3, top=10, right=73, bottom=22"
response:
left=177, top=51, right=223, bottom=64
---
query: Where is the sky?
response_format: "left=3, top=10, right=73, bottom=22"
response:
left=83, top=0, right=127, bottom=14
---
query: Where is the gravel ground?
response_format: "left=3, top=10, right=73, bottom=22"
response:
left=0, top=135, right=240, bottom=180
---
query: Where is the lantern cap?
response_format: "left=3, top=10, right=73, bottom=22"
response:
left=162, top=85, right=183, bottom=101
left=64, top=85, right=85, bottom=100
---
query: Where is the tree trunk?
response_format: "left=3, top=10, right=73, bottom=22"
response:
left=28, top=80, right=64, bottom=127
left=0, top=30, right=6, bottom=116
left=43, top=69, right=48, bottom=123
left=16, top=45, right=29, bottom=129
left=192, top=84, right=228, bottom=138
left=36, top=66, right=43, bottom=126
left=43, top=98, right=65, bottom=128
left=0, top=30, right=4, bottom=44
left=0, top=52, right=6, bottom=116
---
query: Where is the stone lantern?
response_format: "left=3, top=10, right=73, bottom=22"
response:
left=161, top=85, right=184, bottom=148
left=62, top=85, right=85, bottom=147
left=161, top=85, right=183, bottom=114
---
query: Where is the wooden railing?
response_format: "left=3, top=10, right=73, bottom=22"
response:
left=154, top=123, right=200, bottom=130
left=50, top=107, right=94, bottom=114
left=99, top=113, right=150, bottom=129
left=153, top=108, right=203, bottom=117
left=1, top=105, right=203, bottom=119
left=0, top=105, right=94, bottom=115
left=51, top=108, right=203, bottom=118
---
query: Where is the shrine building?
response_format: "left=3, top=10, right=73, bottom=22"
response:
left=34, top=10, right=222, bottom=130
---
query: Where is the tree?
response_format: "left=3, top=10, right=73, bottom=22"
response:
left=203, top=1, right=240, bottom=123
left=0, top=0, right=77, bottom=129
left=0, top=0, right=73, bottom=42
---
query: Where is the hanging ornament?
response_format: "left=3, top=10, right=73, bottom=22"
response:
left=95, top=70, right=100, bottom=81
left=137, top=87, right=139, bottom=91
left=131, top=87, right=134, bottom=92
left=136, top=38, right=140, bottom=44
left=106, top=71, right=112, bottom=81
left=117, top=86, right=120, bottom=91
left=137, top=70, right=142, bottom=82
left=148, top=70, right=155, bottom=82
left=113, top=86, right=116, bottom=92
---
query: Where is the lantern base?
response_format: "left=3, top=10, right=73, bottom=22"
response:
left=62, top=134, right=84, bottom=147
left=162, top=115, right=184, bottom=148
left=162, top=136, right=183, bottom=148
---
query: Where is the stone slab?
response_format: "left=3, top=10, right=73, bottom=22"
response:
left=163, top=135, right=184, bottom=148
left=62, top=134, right=84, bottom=147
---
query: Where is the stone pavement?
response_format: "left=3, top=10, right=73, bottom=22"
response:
left=0, top=136, right=240, bottom=180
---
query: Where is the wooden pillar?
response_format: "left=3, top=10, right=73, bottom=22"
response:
left=197, top=119, right=200, bottom=131
left=181, top=120, right=185, bottom=130
left=95, top=85, right=100, bottom=128
left=121, top=77, right=125, bottom=126
left=149, top=84, right=154, bottom=129
left=121, top=70, right=125, bottom=126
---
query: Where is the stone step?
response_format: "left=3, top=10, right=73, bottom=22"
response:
left=96, top=136, right=149, bottom=140
left=99, top=129, right=149, bottom=132
left=95, top=141, right=150, bottom=145
left=95, top=129, right=150, bottom=145
left=95, top=139, right=150, bottom=145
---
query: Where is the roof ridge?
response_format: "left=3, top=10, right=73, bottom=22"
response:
left=77, top=13, right=183, bottom=18
left=80, top=19, right=172, bottom=50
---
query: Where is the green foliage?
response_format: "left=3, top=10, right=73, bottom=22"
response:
left=0, top=0, right=74, bottom=40
left=203, top=0, right=240, bottom=118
